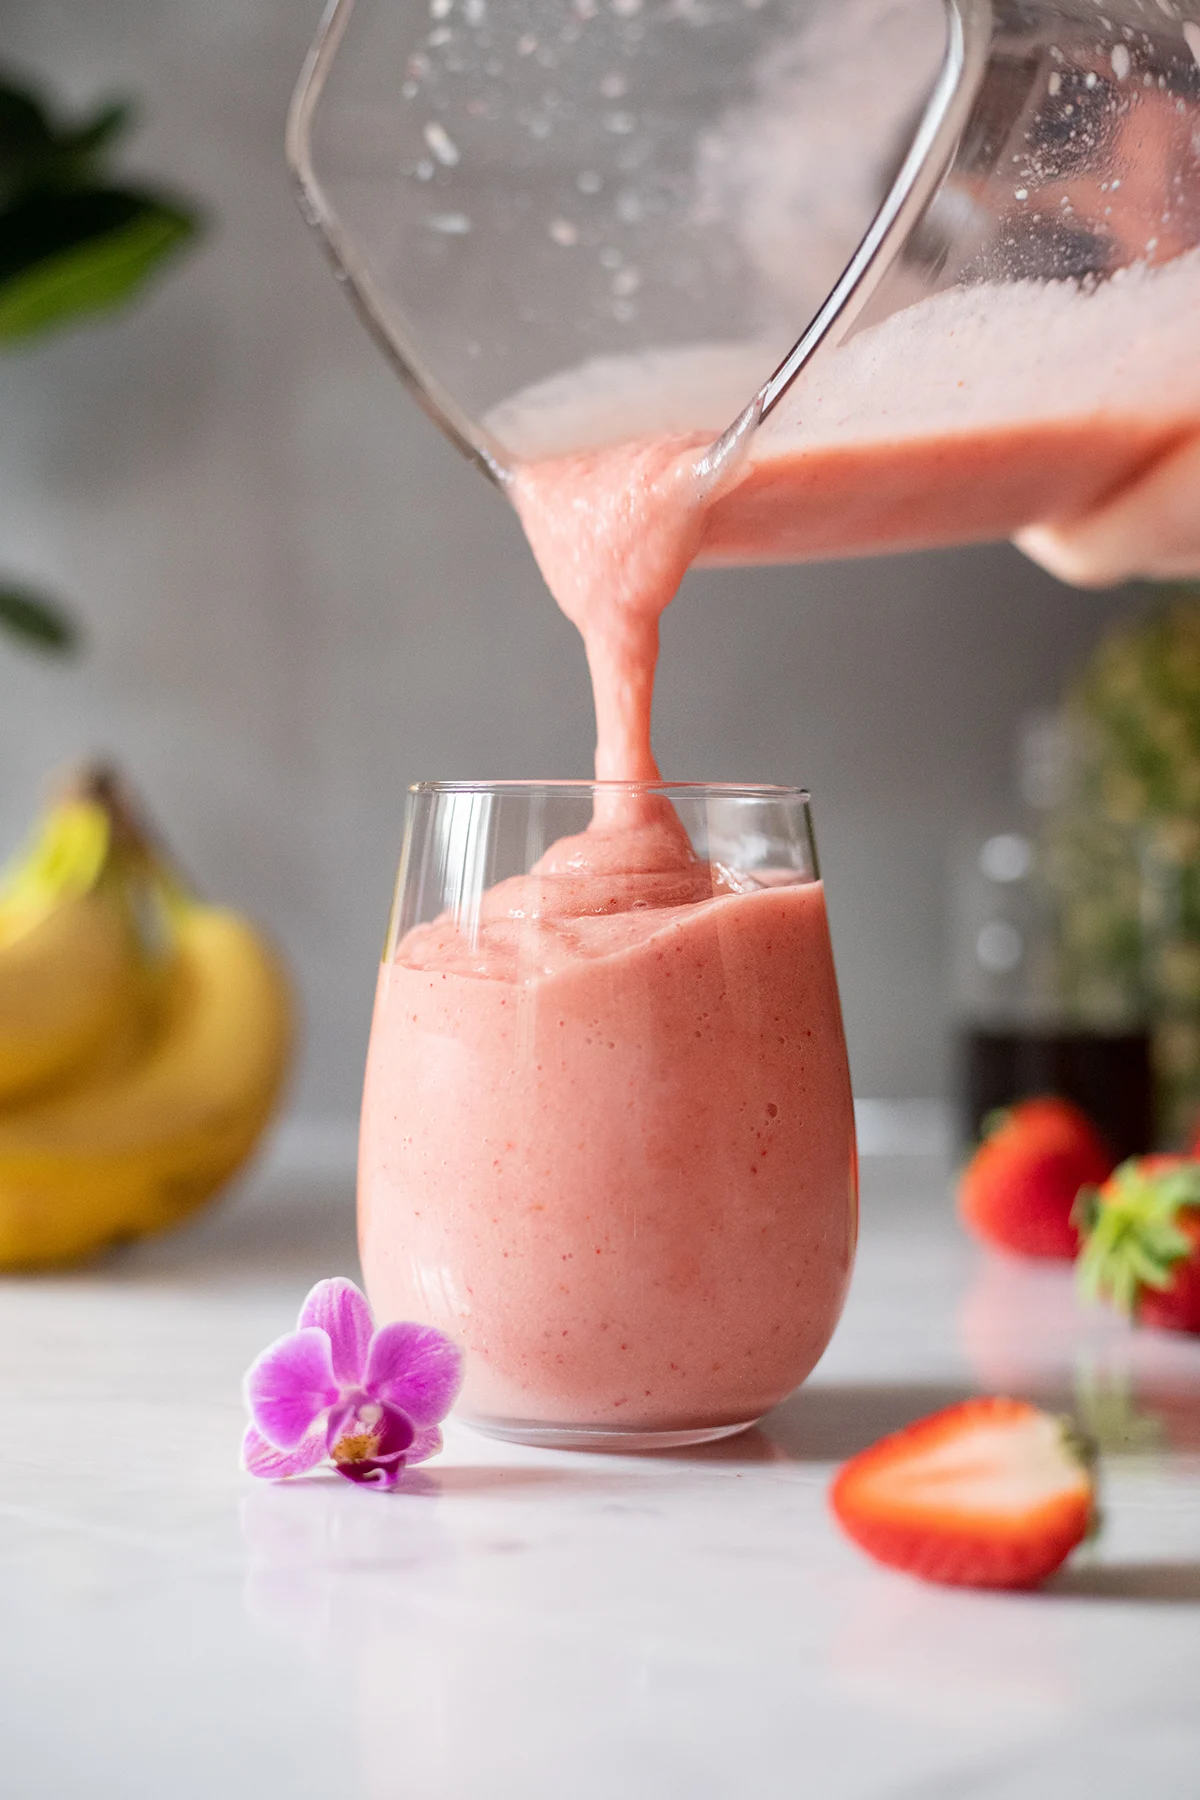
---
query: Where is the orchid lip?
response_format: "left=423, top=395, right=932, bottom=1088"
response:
left=332, top=1400, right=417, bottom=1469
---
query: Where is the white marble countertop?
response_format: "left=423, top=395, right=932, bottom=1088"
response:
left=3, top=1151, right=1199, bottom=1799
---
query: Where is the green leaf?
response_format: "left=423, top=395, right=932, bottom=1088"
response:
left=0, top=79, right=59, bottom=204
left=0, top=76, right=133, bottom=206
left=0, top=584, right=79, bottom=653
left=0, top=190, right=196, bottom=344
left=58, top=100, right=135, bottom=172
left=1077, top=1159, right=1200, bottom=1315
left=0, top=187, right=177, bottom=286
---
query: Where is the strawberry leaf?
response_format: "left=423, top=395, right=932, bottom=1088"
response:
left=1071, top=1184, right=1101, bottom=1236
left=1078, top=1159, right=1200, bottom=1316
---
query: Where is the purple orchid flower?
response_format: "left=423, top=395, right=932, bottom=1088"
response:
left=242, top=1278, right=463, bottom=1489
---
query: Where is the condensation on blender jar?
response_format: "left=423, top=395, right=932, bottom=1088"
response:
left=749, top=1, right=1200, bottom=474
left=302, top=0, right=948, bottom=465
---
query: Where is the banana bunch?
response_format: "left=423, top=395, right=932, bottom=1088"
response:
left=0, top=768, right=294, bottom=1267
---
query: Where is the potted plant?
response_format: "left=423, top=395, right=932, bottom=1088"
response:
left=0, top=63, right=200, bottom=653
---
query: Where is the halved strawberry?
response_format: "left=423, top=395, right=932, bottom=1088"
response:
left=1076, top=1154, right=1200, bottom=1335
left=830, top=1397, right=1097, bottom=1589
left=958, top=1095, right=1114, bottom=1260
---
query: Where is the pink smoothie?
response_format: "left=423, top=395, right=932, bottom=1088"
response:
left=360, top=813, right=856, bottom=1431
left=361, top=395, right=857, bottom=1437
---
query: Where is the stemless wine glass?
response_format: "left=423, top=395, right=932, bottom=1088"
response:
left=358, top=781, right=857, bottom=1451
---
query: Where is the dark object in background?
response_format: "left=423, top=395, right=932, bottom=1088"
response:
left=960, top=1026, right=1154, bottom=1164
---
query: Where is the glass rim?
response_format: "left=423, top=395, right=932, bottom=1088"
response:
left=409, top=780, right=811, bottom=801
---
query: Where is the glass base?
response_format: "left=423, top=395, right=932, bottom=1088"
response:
left=460, top=1415, right=762, bottom=1453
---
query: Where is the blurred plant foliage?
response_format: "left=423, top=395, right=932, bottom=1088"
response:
left=0, top=582, right=77, bottom=652
left=1042, top=590, right=1200, bottom=1142
left=0, top=65, right=202, bottom=656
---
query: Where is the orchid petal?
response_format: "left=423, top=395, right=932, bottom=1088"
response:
left=245, top=1326, right=339, bottom=1450
left=364, top=1322, right=464, bottom=1427
left=298, top=1278, right=373, bottom=1385
left=325, top=1397, right=357, bottom=1447
left=241, top=1425, right=328, bottom=1481
left=405, top=1425, right=444, bottom=1466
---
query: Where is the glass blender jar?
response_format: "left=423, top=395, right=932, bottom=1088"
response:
left=289, top=0, right=1200, bottom=562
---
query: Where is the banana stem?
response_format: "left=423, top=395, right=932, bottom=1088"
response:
left=56, top=761, right=200, bottom=906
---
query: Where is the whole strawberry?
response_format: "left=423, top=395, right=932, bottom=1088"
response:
left=959, top=1096, right=1115, bottom=1260
left=1076, top=1155, right=1200, bottom=1335
left=830, top=1397, right=1097, bottom=1589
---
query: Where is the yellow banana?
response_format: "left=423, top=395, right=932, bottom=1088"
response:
left=0, top=898, right=294, bottom=1269
left=0, top=796, right=151, bottom=1103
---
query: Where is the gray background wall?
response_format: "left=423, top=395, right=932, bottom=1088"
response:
left=0, top=0, right=1145, bottom=1132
